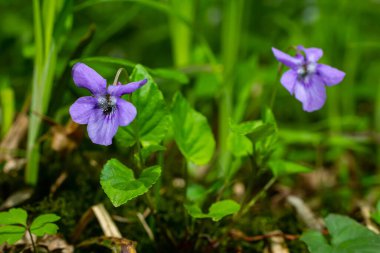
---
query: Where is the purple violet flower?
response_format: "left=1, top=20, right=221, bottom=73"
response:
left=272, top=45, right=345, bottom=112
left=69, top=63, right=147, bottom=146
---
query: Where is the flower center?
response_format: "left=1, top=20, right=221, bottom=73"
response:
left=297, top=62, right=316, bottom=78
left=97, top=95, right=116, bottom=115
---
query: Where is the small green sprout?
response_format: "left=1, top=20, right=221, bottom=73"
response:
left=0, top=208, right=60, bottom=251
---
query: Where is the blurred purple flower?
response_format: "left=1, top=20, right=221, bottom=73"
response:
left=69, top=63, right=147, bottom=146
left=272, top=45, right=345, bottom=112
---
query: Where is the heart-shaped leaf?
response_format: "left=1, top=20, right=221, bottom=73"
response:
left=100, top=159, right=161, bottom=207
left=185, top=200, right=240, bottom=222
left=0, top=208, right=27, bottom=226
left=228, top=120, right=275, bottom=157
left=208, top=200, right=241, bottom=221
left=301, top=214, right=380, bottom=253
left=116, top=65, right=169, bottom=147
left=30, top=214, right=61, bottom=236
left=228, top=132, right=253, bottom=157
left=300, top=231, right=332, bottom=253
left=0, top=225, right=26, bottom=245
left=171, top=92, right=215, bottom=165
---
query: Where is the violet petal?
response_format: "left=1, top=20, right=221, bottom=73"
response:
left=317, top=64, right=345, bottom=86
left=298, top=46, right=323, bottom=62
left=69, top=96, right=97, bottom=124
left=116, top=98, right=137, bottom=126
left=108, top=79, right=148, bottom=97
left=272, top=47, right=302, bottom=69
left=72, top=63, right=107, bottom=95
left=280, top=69, right=298, bottom=94
left=87, top=109, right=119, bottom=146
left=294, top=76, right=326, bottom=112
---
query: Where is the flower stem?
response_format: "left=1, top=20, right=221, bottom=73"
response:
left=27, top=228, right=38, bottom=253
left=270, top=62, right=284, bottom=109
left=112, top=68, right=130, bottom=86
left=238, top=177, right=277, bottom=218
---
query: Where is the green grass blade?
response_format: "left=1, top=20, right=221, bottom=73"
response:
left=0, top=78, right=15, bottom=137
left=219, top=0, right=245, bottom=176
left=169, top=0, right=194, bottom=67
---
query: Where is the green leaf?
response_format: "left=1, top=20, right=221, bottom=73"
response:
left=301, top=214, right=380, bottom=253
left=140, top=144, right=166, bottom=162
left=325, top=214, right=379, bottom=246
left=0, top=208, right=28, bottom=226
left=269, top=160, right=312, bottom=177
left=79, top=56, right=135, bottom=69
left=31, top=223, right=59, bottom=236
left=230, top=120, right=264, bottom=135
left=186, top=184, right=208, bottom=204
left=185, top=200, right=240, bottom=222
left=250, top=124, right=276, bottom=144
left=208, top=200, right=241, bottom=221
left=0, top=78, right=15, bottom=137
left=171, top=92, right=215, bottom=165
left=100, top=159, right=161, bottom=207
left=116, top=65, right=169, bottom=147
left=184, top=204, right=208, bottom=219
left=194, top=74, right=220, bottom=98
left=30, top=214, right=60, bottom=236
left=0, top=225, right=26, bottom=245
left=228, top=132, right=252, bottom=157
left=228, top=120, right=275, bottom=157
left=301, top=231, right=333, bottom=253
left=53, top=0, right=73, bottom=47
left=263, top=107, right=277, bottom=127
left=254, top=107, right=278, bottom=153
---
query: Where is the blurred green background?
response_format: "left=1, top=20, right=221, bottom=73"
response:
left=1, top=0, right=380, bottom=129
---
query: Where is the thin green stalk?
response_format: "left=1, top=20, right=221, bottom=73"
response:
left=220, top=176, right=277, bottom=244
left=27, top=228, right=38, bottom=253
left=219, top=0, right=245, bottom=176
left=0, top=78, right=15, bottom=137
left=112, top=68, right=130, bottom=85
left=269, top=64, right=284, bottom=109
left=43, top=0, right=56, bottom=60
left=327, top=89, right=341, bottom=132
left=237, top=177, right=277, bottom=218
left=376, top=79, right=380, bottom=172
left=341, top=0, right=359, bottom=117
left=33, top=0, right=44, bottom=69
left=169, top=0, right=194, bottom=67
left=154, top=150, right=164, bottom=210
left=316, top=0, right=342, bottom=133
left=341, top=48, right=358, bottom=116
left=41, top=44, right=57, bottom=113
left=26, top=0, right=44, bottom=185
left=135, top=137, right=143, bottom=171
